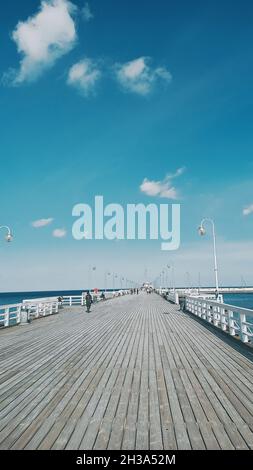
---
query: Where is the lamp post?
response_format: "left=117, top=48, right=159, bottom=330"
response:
left=198, top=272, right=201, bottom=294
left=0, top=226, right=13, bottom=243
left=90, top=266, right=96, bottom=290
left=185, top=271, right=191, bottom=289
left=113, top=273, right=118, bottom=290
left=198, top=218, right=219, bottom=298
left=167, top=264, right=175, bottom=291
left=104, top=271, right=110, bottom=292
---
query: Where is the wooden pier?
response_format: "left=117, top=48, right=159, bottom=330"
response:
left=0, top=293, right=253, bottom=450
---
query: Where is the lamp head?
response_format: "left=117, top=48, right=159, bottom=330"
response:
left=198, top=226, right=206, bottom=236
left=6, top=233, right=13, bottom=242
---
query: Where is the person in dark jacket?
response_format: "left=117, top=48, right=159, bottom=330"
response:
left=179, top=297, right=186, bottom=312
left=100, top=292, right=105, bottom=301
left=85, top=291, right=92, bottom=312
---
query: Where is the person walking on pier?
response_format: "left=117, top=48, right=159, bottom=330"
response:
left=100, top=291, right=105, bottom=301
left=85, top=291, right=92, bottom=313
left=179, top=296, right=186, bottom=312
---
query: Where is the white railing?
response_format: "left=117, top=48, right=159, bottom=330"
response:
left=62, top=295, right=84, bottom=306
left=23, top=300, right=59, bottom=318
left=185, top=296, right=253, bottom=344
left=0, top=299, right=59, bottom=328
left=62, top=292, right=116, bottom=306
left=0, top=303, right=22, bottom=328
left=0, top=290, right=129, bottom=329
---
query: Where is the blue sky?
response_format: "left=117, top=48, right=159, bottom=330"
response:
left=1, top=0, right=253, bottom=291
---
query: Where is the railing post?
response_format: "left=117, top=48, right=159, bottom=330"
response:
left=202, top=302, right=207, bottom=320
left=17, top=305, right=21, bottom=324
left=213, top=306, right=219, bottom=326
left=197, top=301, right=200, bottom=317
left=70, top=297, right=72, bottom=306
left=221, top=308, right=227, bottom=331
left=240, top=313, right=248, bottom=343
left=4, top=308, right=10, bottom=327
left=228, top=310, right=236, bottom=336
left=207, top=304, right=212, bottom=323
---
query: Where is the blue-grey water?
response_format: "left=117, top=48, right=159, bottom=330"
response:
left=1, top=290, right=253, bottom=309
left=223, top=293, right=253, bottom=310
left=0, top=289, right=115, bottom=307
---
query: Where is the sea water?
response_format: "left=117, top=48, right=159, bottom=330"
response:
left=0, top=289, right=114, bottom=307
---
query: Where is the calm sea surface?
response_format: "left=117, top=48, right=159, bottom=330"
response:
left=0, top=290, right=113, bottom=306
left=223, top=293, right=253, bottom=310
left=1, top=290, right=253, bottom=309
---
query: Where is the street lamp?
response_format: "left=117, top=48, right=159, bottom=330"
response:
left=185, top=271, right=191, bottom=289
left=107, top=272, right=112, bottom=290
left=167, top=264, right=175, bottom=291
left=0, top=226, right=13, bottom=243
left=104, top=271, right=110, bottom=292
left=113, top=273, right=118, bottom=290
left=198, top=218, right=219, bottom=297
left=88, top=265, right=96, bottom=290
left=161, top=270, right=164, bottom=288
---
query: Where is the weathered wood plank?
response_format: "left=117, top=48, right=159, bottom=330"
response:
left=0, top=293, right=252, bottom=451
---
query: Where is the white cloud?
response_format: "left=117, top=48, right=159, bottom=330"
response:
left=172, top=167, right=185, bottom=177
left=67, top=58, right=101, bottom=96
left=82, top=2, right=94, bottom=22
left=31, top=218, right=54, bottom=228
left=243, top=204, right=253, bottom=216
left=53, top=228, right=67, bottom=238
left=115, top=57, right=172, bottom=95
left=5, top=0, right=77, bottom=85
left=140, top=178, right=177, bottom=199
left=140, top=168, right=185, bottom=200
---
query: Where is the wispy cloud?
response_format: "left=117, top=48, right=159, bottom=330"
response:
left=115, top=57, right=172, bottom=96
left=67, top=58, right=101, bottom=96
left=140, top=168, right=185, bottom=199
left=82, top=2, right=94, bottom=22
left=4, top=0, right=77, bottom=85
left=243, top=204, right=253, bottom=216
left=53, top=228, right=67, bottom=238
left=31, top=218, right=54, bottom=228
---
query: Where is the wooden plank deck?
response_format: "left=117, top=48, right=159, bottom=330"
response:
left=0, top=292, right=253, bottom=450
